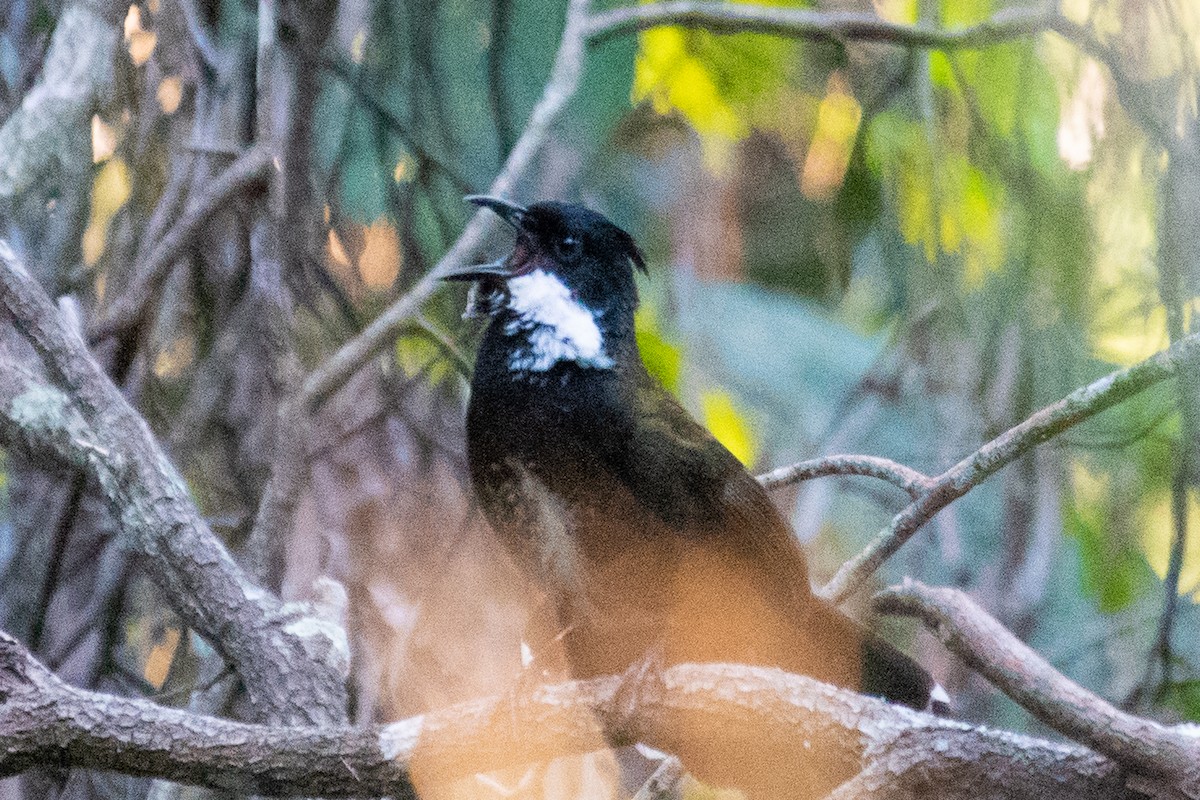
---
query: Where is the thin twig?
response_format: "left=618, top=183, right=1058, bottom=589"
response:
left=820, top=331, right=1200, bottom=604
left=758, top=455, right=932, bottom=498
left=877, top=579, right=1200, bottom=795
left=487, top=0, right=517, bottom=155
left=321, top=54, right=476, bottom=194
left=586, top=2, right=1058, bottom=49
left=178, top=0, right=223, bottom=72
left=299, top=0, right=592, bottom=412
left=87, top=145, right=274, bottom=342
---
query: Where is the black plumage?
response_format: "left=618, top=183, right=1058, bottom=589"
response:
left=443, top=196, right=935, bottom=712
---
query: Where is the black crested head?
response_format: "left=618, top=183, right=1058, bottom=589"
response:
left=442, top=197, right=646, bottom=327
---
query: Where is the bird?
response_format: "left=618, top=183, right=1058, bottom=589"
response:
left=441, top=195, right=941, bottom=716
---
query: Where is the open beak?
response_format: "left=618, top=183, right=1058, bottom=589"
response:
left=439, top=255, right=513, bottom=282
left=466, top=194, right=527, bottom=228
left=438, top=195, right=529, bottom=282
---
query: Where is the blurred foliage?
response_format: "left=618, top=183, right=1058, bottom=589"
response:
left=2, top=1, right=1200, bottom=785
left=622, top=0, right=1200, bottom=721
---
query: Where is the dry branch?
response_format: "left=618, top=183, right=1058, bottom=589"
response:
left=818, top=330, right=1200, bottom=604
left=0, top=0, right=123, bottom=197
left=758, top=455, right=931, bottom=499
left=878, top=580, right=1200, bottom=798
left=0, top=241, right=348, bottom=726
left=0, top=630, right=1131, bottom=800
left=586, top=2, right=1057, bottom=48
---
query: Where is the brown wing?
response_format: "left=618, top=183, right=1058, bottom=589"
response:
left=609, top=365, right=815, bottom=612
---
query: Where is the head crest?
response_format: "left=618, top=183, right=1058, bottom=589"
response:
left=615, top=226, right=647, bottom=275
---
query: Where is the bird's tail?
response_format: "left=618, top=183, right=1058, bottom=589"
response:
left=804, top=599, right=945, bottom=712
left=860, top=631, right=947, bottom=712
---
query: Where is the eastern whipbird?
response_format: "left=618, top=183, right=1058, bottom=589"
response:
left=442, top=196, right=942, bottom=714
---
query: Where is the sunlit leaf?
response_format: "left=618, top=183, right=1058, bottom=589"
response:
left=1092, top=304, right=1168, bottom=367
left=153, top=336, right=195, bottom=380
left=800, top=72, right=862, bottom=201
left=1140, top=489, right=1200, bottom=600
left=1065, top=461, right=1147, bottom=612
left=701, top=389, right=758, bottom=467
left=156, top=76, right=183, bottom=114
left=630, top=1, right=807, bottom=171
left=1162, top=680, right=1200, bottom=722
left=974, top=44, right=1022, bottom=137
left=865, top=111, right=1006, bottom=286
left=396, top=333, right=450, bottom=385
left=635, top=304, right=683, bottom=394
left=359, top=217, right=402, bottom=289
left=143, top=627, right=180, bottom=690
left=631, top=26, right=748, bottom=169
left=124, top=5, right=156, bottom=66
left=874, top=0, right=917, bottom=24
left=91, top=114, right=117, bottom=163
left=82, top=158, right=131, bottom=266
left=939, top=0, right=993, bottom=27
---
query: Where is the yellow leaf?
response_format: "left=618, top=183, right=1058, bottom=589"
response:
left=350, top=29, right=367, bottom=64
left=128, top=30, right=157, bottom=66
left=395, top=333, right=449, bottom=384
left=873, top=0, right=918, bottom=24
left=123, top=4, right=142, bottom=39
left=83, top=158, right=131, bottom=265
left=800, top=72, right=862, bottom=200
left=91, top=114, right=117, bottom=163
left=157, top=76, right=183, bottom=114
left=327, top=227, right=351, bottom=268
left=1092, top=304, right=1169, bottom=367
left=635, top=305, right=683, bottom=393
left=1139, top=490, right=1200, bottom=600
left=393, top=151, right=417, bottom=183
left=125, top=6, right=156, bottom=66
left=153, top=335, right=195, bottom=379
left=359, top=217, right=401, bottom=289
left=143, top=627, right=180, bottom=690
left=701, top=389, right=757, bottom=467
left=631, top=24, right=747, bottom=171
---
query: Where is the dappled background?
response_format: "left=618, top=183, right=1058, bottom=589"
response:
left=0, top=0, right=1198, bottom=797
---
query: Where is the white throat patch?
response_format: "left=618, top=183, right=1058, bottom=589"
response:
left=503, top=269, right=613, bottom=372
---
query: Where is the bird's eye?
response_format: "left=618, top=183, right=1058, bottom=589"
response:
left=556, top=235, right=582, bottom=258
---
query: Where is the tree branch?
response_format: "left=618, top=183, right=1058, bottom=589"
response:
left=299, top=0, right=591, bottom=412
left=819, top=330, right=1200, bottom=604
left=758, top=455, right=932, bottom=498
left=0, top=241, right=348, bottom=726
left=586, top=2, right=1058, bottom=49
left=0, top=630, right=1133, bottom=800
left=877, top=580, right=1200, bottom=797
left=0, top=0, right=124, bottom=197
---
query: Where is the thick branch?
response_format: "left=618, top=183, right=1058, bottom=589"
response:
left=819, top=331, right=1200, bottom=604
left=0, top=0, right=123, bottom=196
left=0, top=631, right=1130, bottom=800
left=299, top=0, right=591, bottom=411
left=758, top=455, right=931, bottom=498
left=0, top=242, right=348, bottom=726
left=586, top=3, right=1057, bottom=48
left=877, top=580, right=1200, bottom=796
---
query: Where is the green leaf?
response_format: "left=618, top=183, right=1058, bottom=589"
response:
left=635, top=305, right=683, bottom=394
left=1162, top=680, right=1200, bottom=722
